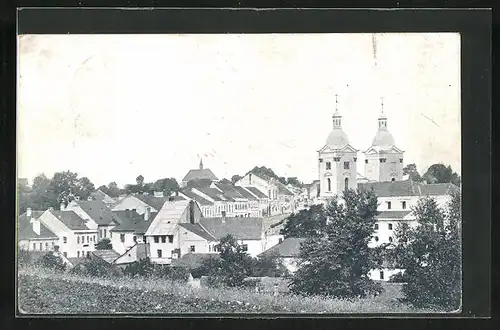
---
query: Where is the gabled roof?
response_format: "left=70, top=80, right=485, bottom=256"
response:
left=420, top=182, right=460, bottom=196
left=92, top=249, right=121, bottom=264
left=111, top=210, right=157, bottom=233
left=233, top=186, right=258, bottom=200
left=134, top=194, right=169, bottom=211
left=18, top=211, right=58, bottom=240
left=276, top=182, right=294, bottom=196
left=376, top=211, right=413, bottom=219
left=50, top=210, right=89, bottom=230
left=181, top=189, right=214, bottom=206
left=178, top=223, right=216, bottom=241
left=213, top=183, right=246, bottom=200
left=182, top=168, right=219, bottom=183
left=90, top=190, right=115, bottom=204
left=196, top=187, right=234, bottom=202
left=171, top=253, right=220, bottom=270
left=358, top=180, right=459, bottom=198
left=145, top=200, right=190, bottom=236
left=74, top=200, right=122, bottom=226
left=245, top=187, right=269, bottom=199
left=200, top=217, right=264, bottom=240
left=259, top=237, right=304, bottom=258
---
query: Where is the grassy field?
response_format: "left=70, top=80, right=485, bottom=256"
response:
left=17, top=266, right=435, bottom=314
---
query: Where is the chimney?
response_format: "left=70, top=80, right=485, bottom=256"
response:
left=26, top=207, right=32, bottom=218
left=144, top=207, right=151, bottom=221
left=30, top=217, right=40, bottom=235
left=60, top=203, right=65, bottom=211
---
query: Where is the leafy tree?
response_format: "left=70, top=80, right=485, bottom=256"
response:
left=186, top=178, right=213, bottom=189
left=249, top=166, right=279, bottom=180
left=231, top=175, right=242, bottom=184
left=153, top=178, right=180, bottom=196
left=37, top=252, right=66, bottom=271
left=136, top=175, right=145, bottom=186
left=391, top=193, right=461, bottom=311
left=403, top=163, right=423, bottom=182
left=250, top=252, right=289, bottom=277
left=200, top=234, right=252, bottom=287
left=422, top=164, right=460, bottom=186
left=95, top=238, right=113, bottom=250
left=280, top=204, right=327, bottom=239
left=75, top=177, right=95, bottom=200
left=106, top=182, right=121, bottom=197
left=289, top=189, right=382, bottom=298
left=286, top=177, right=302, bottom=187
left=123, top=258, right=155, bottom=278
left=218, top=178, right=231, bottom=185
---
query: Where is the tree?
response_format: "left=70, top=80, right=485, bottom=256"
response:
left=249, top=166, right=279, bottom=180
left=37, top=252, right=66, bottom=271
left=231, top=175, right=242, bottom=184
left=136, top=175, right=145, bottom=186
left=280, top=204, right=327, bottom=239
left=391, top=193, right=461, bottom=311
left=403, top=163, right=423, bottom=182
left=200, top=234, right=252, bottom=287
left=219, top=178, right=231, bottom=185
left=153, top=178, right=180, bottom=196
left=289, top=189, right=382, bottom=298
left=422, top=164, right=460, bottom=186
left=186, top=178, right=213, bottom=189
left=75, top=177, right=95, bottom=200
left=286, top=177, right=302, bottom=187
left=95, top=238, right=113, bottom=250
left=250, top=252, right=289, bottom=277
left=106, top=182, right=121, bottom=197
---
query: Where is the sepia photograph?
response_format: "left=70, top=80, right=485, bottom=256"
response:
left=17, top=31, right=462, bottom=314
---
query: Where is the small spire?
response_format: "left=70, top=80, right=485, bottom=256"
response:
left=335, top=94, right=338, bottom=112
left=199, top=158, right=203, bottom=170
left=332, top=93, right=342, bottom=129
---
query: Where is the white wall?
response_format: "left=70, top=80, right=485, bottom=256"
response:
left=19, top=238, right=58, bottom=252
left=368, top=268, right=404, bottom=281
left=146, top=227, right=180, bottom=264
left=178, top=229, right=211, bottom=255
left=111, top=231, right=137, bottom=255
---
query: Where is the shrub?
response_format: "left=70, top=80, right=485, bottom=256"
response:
left=36, top=252, right=66, bottom=271
left=18, top=249, right=31, bottom=266
left=70, top=259, right=121, bottom=278
left=123, top=258, right=154, bottom=277
left=250, top=253, right=289, bottom=278
left=95, top=238, right=113, bottom=250
left=388, top=272, right=406, bottom=283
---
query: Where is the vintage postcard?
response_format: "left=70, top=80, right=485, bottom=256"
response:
left=17, top=32, right=462, bottom=314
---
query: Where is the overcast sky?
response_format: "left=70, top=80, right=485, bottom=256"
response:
left=17, top=33, right=461, bottom=187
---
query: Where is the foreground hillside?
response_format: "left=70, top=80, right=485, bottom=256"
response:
left=17, top=267, right=433, bottom=314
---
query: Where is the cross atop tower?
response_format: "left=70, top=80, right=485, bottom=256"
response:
left=335, top=94, right=339, bottom=112
left=381, top=96, right=384, bottom=113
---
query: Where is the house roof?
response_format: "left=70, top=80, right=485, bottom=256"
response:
left=181, top=189, right=213, bottom=206
left=182, top=168, right=219, bottom=183
left=233, top=186, right=258, bottom=200
left=276, top=182, right=294, bottom=196
left=245, top=187, right=269, bottom=199
left=134, top=194, right=169, bottom=211
left=111, top=210, right=157, bottom=233
left=358, top=180, right=459, bottom=198
left=171, top=253, right=220, bottom=270
left=178, top=223, right=216, bottom=241
left=259, top=237, right=305, bottom=258
left=145, top=200, right=191, bottom=236
left=200, top=217, right=264, bottom=240
left=196, top=187, right=234, bottom=202
left=90, top=190, right=115, bottom=204
left=74, top=200, right=122, bottom=226
left=50, top=210, right=89, bottom=230
left=213, top=183, right=247, bottom=200
left=92, top=250, right=121, bottom=264
left=376, top=211, right=413, bottom=219
left=18, top=211, right=58, bottom=240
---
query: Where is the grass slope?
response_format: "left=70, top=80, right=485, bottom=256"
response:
left=17, top=266, right=435, bottom=314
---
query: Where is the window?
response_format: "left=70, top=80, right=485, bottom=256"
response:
left=327, top=178, right=331, bottom=192
left=154, top=236, right=159, bottom=243
left=103, top=229, right=107, bottom=238
left=222, top=210, right=226, bottom=217
left=77, top=236, right=80, bottom=244
left=190, top=245, right=195, bottom=253
left=365, top=159, right=368, bottom=164
left=319, top=158, right=323, bottom=163
left=77, top=251, right=80, bottom=257
left=249, top=174, right=252, bottom=184
left=161, top=236, right=167, bottom=243
left=279, top=238, right=283, bottom=243
left=344, top=161, right=350, bottom=170
left=333, top=157, right=341, bottom=162
left=402, top=201, right=407, bottom=209
left=168, top=235, right=174, bottom=243
left=380, top=158, right=386, bottom=163
left=32, top=243, right=36, bottom=250
left=374, top=236, right=379, bottom=242
left=133, top=236, right=137, bottom=243
left=120, top=234, right=125, bottom=243
left=400, top=159, right=403, bottom=163
left=326, top=162, right=331, bottom=170
left=157, top=249, right=162, bottom=258
left=63, top=237, right=67, bottom=244
left=344, top=178, right=349, bottom=191
left=209, top=245, right=211, bottom=252
left=241, top=244, right=248, bottom=252
left=387, top=201, right=392, bottom=210
left=380, top=271, right=384, bottom=280
left=45, top=242, right=49, bottom=250
left=353, top=157, right=357, bottom=162
left=87, top=236, right=90, bottom=243
left=388, top=223, right=393, bottom=230
left=63, top=252, right=67, bottom=258
left=87, top=251, right=90, bottom=258
left=374, top=224, right=379, bottom=230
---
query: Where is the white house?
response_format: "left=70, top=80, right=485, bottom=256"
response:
left=37, top=209, right=99, bottom=259
left=18, top=209, right=59, bottom=252
left=110, top=208, right=156, bottom=255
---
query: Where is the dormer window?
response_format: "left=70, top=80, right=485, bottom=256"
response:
left=380, top=158, right=387, bottom=163
left=333, top=157, right=341, bottom=162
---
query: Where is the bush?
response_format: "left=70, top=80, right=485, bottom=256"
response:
left=18, top=249, right=31, bottom=266
left=389, top=272, right=406, bottom=283
left=70, top=259, right=122, bottom=278
left=95, top=238, right=113, bottom=250
left=36, top=252, right=66, bottom=271
left=250, top=254, right=289, bottom=278
left=123, top=258, right=154, bottom=277
left=123, top=258, right=190, bottom=282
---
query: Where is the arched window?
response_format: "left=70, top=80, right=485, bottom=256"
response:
left=344, top=178, right=349, bottom=191
left=391, top=177, right=395, bottom=182
left=327, top=178, right=331, bottom=191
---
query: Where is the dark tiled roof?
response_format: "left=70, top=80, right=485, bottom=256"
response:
left=18, top=211, right=58, bottom=240
left=182, top=169, right=219, bottom=183
left=50, top=210, right=89, bottom=230
left=200, top=217, right=263, bottom=240
left=259, top=237, right=304, bottom=258
left=171, top=253, right=220, bottom=270
left=196, top=187, right=234, bottom=202
left=376, top=211, right=412, bottom=219
left=213, top=183, right=246, bottom=200
left=90, top=190, right=115, bottom=204
left=178, top=223, right=216, bottom=241
left=167, top=195, right=186, bottom=201
left=134, top=194, right=168, bottom=211
left=245, top=187, right=269, bottom=199
left=358, top=180, right=459, bottom=198
left=75, top=200, right=122, bottom=226
left=420, top=183, right=460, bottom=196
left=181, top=189, right=213, bottom=206
left=233, top=186, right=258, bottom=200
left=111, top=210, right=157, bottom=233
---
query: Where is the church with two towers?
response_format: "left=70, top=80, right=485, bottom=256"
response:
left=317, top=96, right=404, bottom=200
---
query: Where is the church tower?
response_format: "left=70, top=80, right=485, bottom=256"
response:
left=317, top=95, right=358, bottom=199
left=364, top=98, right=404, bottom=182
